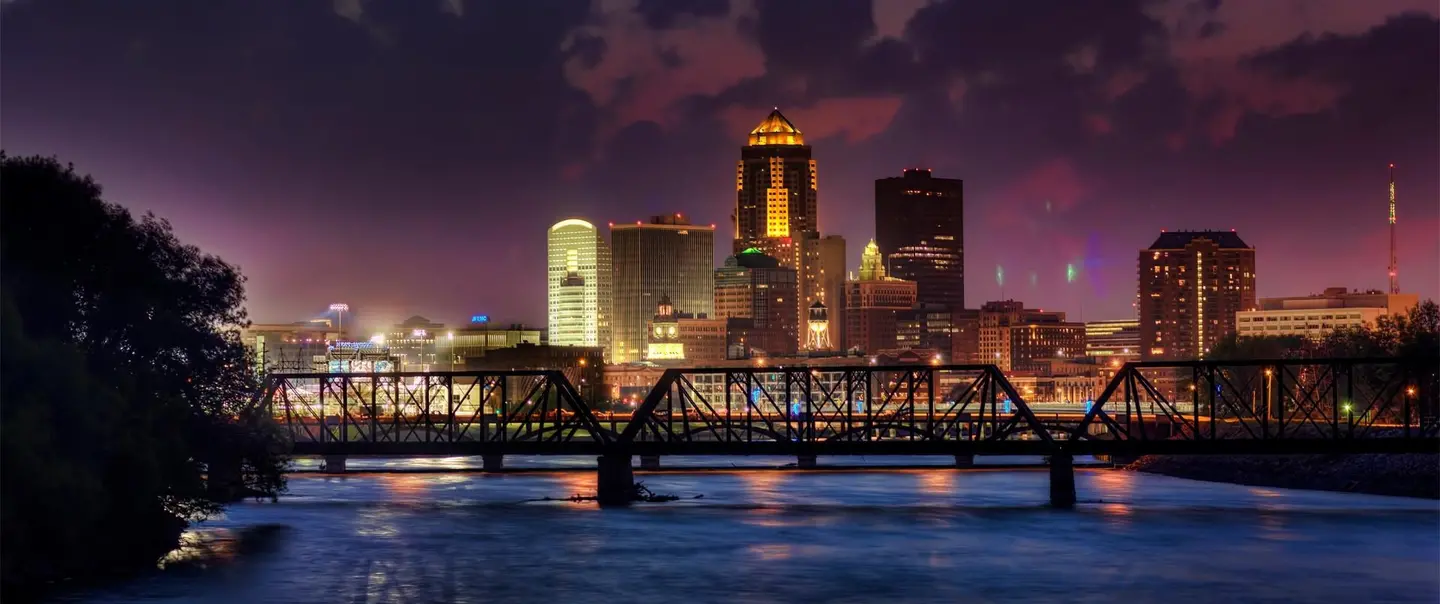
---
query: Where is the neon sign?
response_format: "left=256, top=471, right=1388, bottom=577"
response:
left=471, top=315, right=489, bottom=324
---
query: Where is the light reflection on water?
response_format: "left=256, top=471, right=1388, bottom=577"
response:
left=56, top=466, right=1440, bottom=604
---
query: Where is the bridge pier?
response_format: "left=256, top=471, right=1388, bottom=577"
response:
left=1049, top=453, right=1076, bottom=509
left=797, top=454, right=817, bottom=469
left=596, top=454, right=635, bottom=507
left=482, top=454, right=504, bottom=472
left=323, top=455, right=347, bottom=474
left=639, top=455, right=661, bottom=470
left=954, top=454, right=975, bottom=468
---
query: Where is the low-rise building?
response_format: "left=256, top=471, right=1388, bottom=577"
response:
left=1236, top=288, right=1418, bottom=339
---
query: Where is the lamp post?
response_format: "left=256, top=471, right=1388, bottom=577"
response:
left=329, top=303, right=350, bottom=338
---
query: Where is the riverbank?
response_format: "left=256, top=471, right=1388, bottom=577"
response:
left=1126, top=453, right=1440, bottom=499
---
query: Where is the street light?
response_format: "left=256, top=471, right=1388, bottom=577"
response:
left=329, top=303, right=350, bottom=337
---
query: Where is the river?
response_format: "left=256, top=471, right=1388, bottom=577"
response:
left=56, top=456, right=1440, bottom=603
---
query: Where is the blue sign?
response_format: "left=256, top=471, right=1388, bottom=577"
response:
left=855, top=399, right=865, bottom=413
left=790, top=402, right=803, bottom=418
left=751, top=387, right=763, bottom=407
left=1084, top=400, right=1094, bottom=413
left=470, top=315, right=490, bottom=324
left=1001, top=399, right=1012, bottom=414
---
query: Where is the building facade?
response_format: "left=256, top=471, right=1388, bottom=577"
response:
left=714, top=249, right=799, bottom=356
left=875, top=168, right=965, bottom=311
left=241, top=319, right=339, bottom=373
left=547, top=219, right=612, bottom=357
left=677, top=314, right=727, bottom=365
left=845, top=241, right=918, bottom=354
left=734, top=109, right=819, bottom=351
left=815, top=234, right=847, bottom=350
left=977, top=301, right=1085, bottom=373
left=610, top=215, right=715, bottom=363
left=1237, top=288, right=1418, bottom=339
left=1138, top=231, right=1256, bottom=360
left=1084, top=319, right=1140, bottom=365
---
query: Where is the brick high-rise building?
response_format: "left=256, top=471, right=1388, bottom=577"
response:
left=1138, top=231, right=1256, bottom=360
left=977, top=301, right=1085, bottom=373
left=875, top=169, right=965, bottom=311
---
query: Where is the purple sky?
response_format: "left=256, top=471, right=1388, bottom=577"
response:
left=3, top=0, right=1436, bottom=331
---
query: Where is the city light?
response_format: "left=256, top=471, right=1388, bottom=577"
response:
left=369, top=333, right=385, bottom=345
left=329, top=303, right=349, bottom=334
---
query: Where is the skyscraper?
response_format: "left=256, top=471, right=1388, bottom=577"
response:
left=547, top=219, right=612, bottom=356
left=815, top=235, right=847, bottom=350
left=734, top=109, right=819, bottom=349
left=714, top=249, right=799, bottom=356
left=875, top=169, right=965, bottom=310
left=1138, top=231, right=1256, bottom=360
left=610, top=215, right=715, bottom=363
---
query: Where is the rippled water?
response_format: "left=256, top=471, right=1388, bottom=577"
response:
left=57, top=457, right=1440, bottom=604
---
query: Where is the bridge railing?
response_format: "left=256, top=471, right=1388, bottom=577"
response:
left=1074, top=357, right=1438, bottom=442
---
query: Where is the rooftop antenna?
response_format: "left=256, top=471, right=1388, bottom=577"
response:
left=1388, top=163, right=1398, bottom=294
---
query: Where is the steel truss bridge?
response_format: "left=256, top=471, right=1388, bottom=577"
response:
left=259, top=357, right=1438, bottom=506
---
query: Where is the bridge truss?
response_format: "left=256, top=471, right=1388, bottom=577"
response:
left=260, top=357, right=1437, bottom=457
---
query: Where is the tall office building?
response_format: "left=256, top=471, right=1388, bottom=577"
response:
left=875, top=169, right=965, bottom=310
left=611, top=215, right=715, bottom=363
left=815, top=235, right=847, bottom=350
left=548, top=219, right=612, bottom=357
left=714, top=249, right=799, bottom=356
left=734, top=109, right=819, bottom=349
left=1138, top=231, right=1256, bottom=360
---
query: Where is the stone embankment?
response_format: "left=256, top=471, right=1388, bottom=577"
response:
left=1126, top=453, right=1439, bottom=499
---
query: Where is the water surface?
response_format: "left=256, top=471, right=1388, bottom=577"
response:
left=60, top=458, right=1440, bottom=604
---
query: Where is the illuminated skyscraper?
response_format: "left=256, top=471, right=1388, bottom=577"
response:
left=1138, top=231, right=1256, bottom=360
left=734, top=109, right=819, bottom=348
left=875, top=169, right=965, bottom=310
left=611, top=215, right=715, bottom=363
left=547, top=219, right=612, bottom=357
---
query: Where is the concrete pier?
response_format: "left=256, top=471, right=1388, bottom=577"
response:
left=639, top=455, right=661, bottom=470
left=1049, top=453, right=1076, bottom=508
left=323, top=455, right=347, bottom=474
left=482, top=453, right=504, bottom=472
left=954, top=454, right=975, bottom=468
left=596, top=454, right=635, bottom=507
left=797, top=454, right=818, bottom=469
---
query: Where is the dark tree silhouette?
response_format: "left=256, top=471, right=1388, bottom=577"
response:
left=0, top=153, right=287, bottom=596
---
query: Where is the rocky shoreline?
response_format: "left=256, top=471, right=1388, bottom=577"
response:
left=1126, top=453, right=1440, bottom=499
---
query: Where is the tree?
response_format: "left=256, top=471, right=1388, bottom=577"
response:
left=0, top=153, right=287, bottom=596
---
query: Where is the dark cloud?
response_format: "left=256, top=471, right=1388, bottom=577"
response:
left=636, top=0, right=730, bottom=30
left=1, top=0, right=1435, bottom=326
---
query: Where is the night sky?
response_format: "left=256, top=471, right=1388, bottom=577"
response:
left=3, top=0, right=1436, bottom=331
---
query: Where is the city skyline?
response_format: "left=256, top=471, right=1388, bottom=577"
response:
left=3, top=1, right=1437, bottom=329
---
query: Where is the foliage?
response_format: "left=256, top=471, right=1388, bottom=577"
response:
left=0, top=153, right=287, bottom=596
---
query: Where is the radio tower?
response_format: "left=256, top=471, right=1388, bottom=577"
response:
left=1388, top=163, right=1398, bottom=294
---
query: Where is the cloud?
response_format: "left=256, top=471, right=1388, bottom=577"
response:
left=720, top=96, right=902, bottom=145
left=562, top=0, right=765, bottom=138
left=1151, top=0, right=1437, bottom=145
